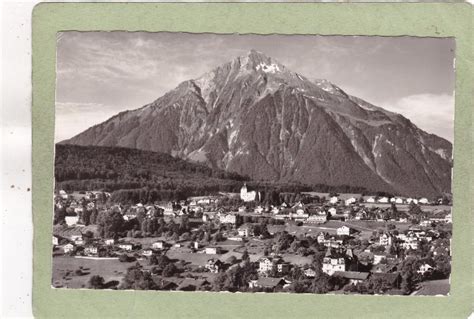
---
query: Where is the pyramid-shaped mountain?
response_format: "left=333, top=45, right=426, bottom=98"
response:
left=63, top=50, right=452, bottom=197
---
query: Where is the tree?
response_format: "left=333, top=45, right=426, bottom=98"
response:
left=241, top=249, right=250, bottom=262
left=162, top=263, right=178, bottom=277
left=89, top=275, right=105, bottom=289
left=120, top=267, right=156, bottom=290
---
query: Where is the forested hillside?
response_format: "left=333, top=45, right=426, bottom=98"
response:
left=55, top=144, right=371, bottom=203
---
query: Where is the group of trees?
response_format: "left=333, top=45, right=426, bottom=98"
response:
left=55, top=144, right=383, bottom=205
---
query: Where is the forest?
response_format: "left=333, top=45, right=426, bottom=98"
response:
left=55, top=144, right=372, bottom=203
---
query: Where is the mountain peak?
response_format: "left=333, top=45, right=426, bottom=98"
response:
left=238, top=49, right=285, bottom=74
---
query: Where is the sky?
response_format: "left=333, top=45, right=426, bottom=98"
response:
left=55, top=32, right=455, bottom=142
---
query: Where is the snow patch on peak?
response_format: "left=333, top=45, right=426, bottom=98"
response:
left=256, top=62, right=281, bottom=74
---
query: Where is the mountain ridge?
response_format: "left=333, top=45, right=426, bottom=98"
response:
left=63, top=50, right=452, bottom=198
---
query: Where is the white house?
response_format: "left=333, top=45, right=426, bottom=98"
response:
left=205, top=259, right=223, bottom=273
left=258, top=256, right=284, bottom=273
left=59, top=190, right=68, bottom=199
left=63, top=243, right=74, bottom=253
left=336, top=226, right=352, bottom=236
left=395, top=197, right=404, bottom=204
left=119, top=243, right=134, bottom=251
left=328, top=207, right=337, bottom=216
left=329, top=196, right=339, bottom=205
left=322, top=250, right=346, bottom=275
left=84, top=245, right=98, bottom=256
left=445, top=213, right=452, bottom=223
left=238, top=224, right=253, bottom=238
left=418, top=198, right=429, bottom=205
left=345, top=197, right=357, bottom=206
left=373, top=253, right=387, bottom=265
left=306, top=214, right=327, bottom=224
left=52, top=236, right=59, bottom=246
left=65, top=215, right=80, bottom=226
left=379, top=233, right=393, bottom=247
left=70, top=235, right=84, bottom=246
left=152, top=241, right=164, bottom=249
left=219, top=213, right=237, bottom=225
left=205, top=246, right=222, bottom=255
left=417, top=263, right=434, bottom=275
left=378, top=197, right=389, bottom=203
left=142, top=249, right=154, bottom=257
left=304, top=268, right=316, bottom=278
left=254, top=206, right=264, bottom=214
left=104, top=239, right=115, bottom=246
left=366, top=197, right=376, bottom=203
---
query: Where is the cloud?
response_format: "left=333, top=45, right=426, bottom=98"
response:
left=382, top=93, right=454, bottom=142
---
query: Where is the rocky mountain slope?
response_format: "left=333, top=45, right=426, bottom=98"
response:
left=63, top=50, right=452, bottom=197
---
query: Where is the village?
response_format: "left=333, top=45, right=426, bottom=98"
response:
left=52, top=184, right=452, bottom=295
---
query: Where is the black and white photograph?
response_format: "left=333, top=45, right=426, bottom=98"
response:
left=52, top=32, right=454, bottom=295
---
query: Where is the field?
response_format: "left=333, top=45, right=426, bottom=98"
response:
left=412, top=279, right=450, bottom=296
left=52, top=255, right=148, bottom=289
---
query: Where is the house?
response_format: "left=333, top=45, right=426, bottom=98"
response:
left=345, top=197, right=357, bottom=206
left=401, top=238, right=419, bottom=250
left=238, top=206, right=247, bottom=213
left=322, top=248, right=346, bottom=275
left=277, top=262, right=291, bottom=273
left=271, top=206, right=280, bottom=215
left=205, top=246, right=222, bottom=255
left=258, top=257, right=276, bottom=273
left=63, top=243, right=74, bottom=253
left=152, top=241, right=164, bottom=250
left=258, top=256, right=287, bottom=273
left=248, top=277, right=286, bottom=291
left=322, top=237, right=344, bottom=249
left=118, top=243, right=134, bottom=251
left=295, top=207, right=306, bottom=215
left=104, top=239, right=115, bottom=246
left=304, top=268, right=317, bottom=278
left=329, top=196, right=339, bottom=204
left=84, top=245, right=98, bottom=256
left=379, top=233, right=393, bottom=247
left=378, top=197, right=389, bottom=203
left=316, top=232, right=327, bottom=244
left=373, top=253, right=387, bottom=265
left=336, top=225, right=353, bottom=236
left=394, top=197, right=404, bottom=204
left=254, top=206, right=264, bottom=214
left=306, top=214, right=327, bottom=224
left=366, top=196, right=376, bottom=203
left=418, top=198, right=429, bottom=205
left=417, top=263, right=434, bottom=275
left=328, top=207, right=337, bottom=216
left=65, top=215, right=79, bottom=226
left=205, top=258, right=223, bottom=273
left=70, top=235, right=84, bottom=246
left=59, top=190, right=68, bottom=199
left=420, top=220, right=432, bottom=227
left=238, top=224, right=253, bottom=238
left=371, top=263, right=397, bottom=273
left=142, top=249, right=154, bottom=257
left=52, top=236, right=59, bottom=246
left=444, top=213, right=452, bottom=223
left=219, top=213, right=237, bottom=225
left=333, top=271, right=370, bottom=285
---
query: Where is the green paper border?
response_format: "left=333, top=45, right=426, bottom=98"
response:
left=32, top=3, right=473, bottom=318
